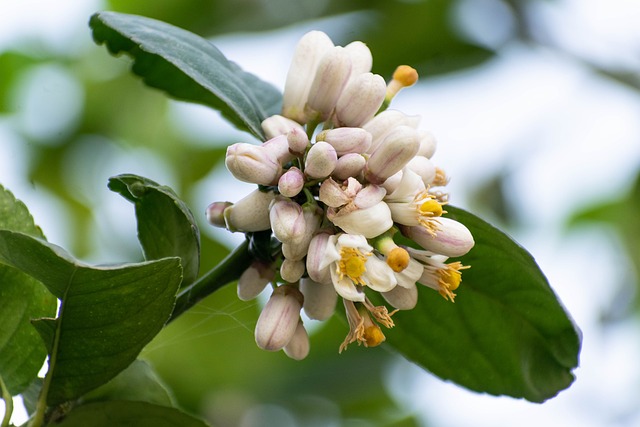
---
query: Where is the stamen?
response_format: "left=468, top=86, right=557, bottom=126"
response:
left=337, top=247, right=370, bottom=286
left=363, top=298, right=397, bottom=329
left=340, top=300, right=366, bottom=353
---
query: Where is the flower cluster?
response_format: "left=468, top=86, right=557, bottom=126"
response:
left=207, top=31, right=474, bottom=360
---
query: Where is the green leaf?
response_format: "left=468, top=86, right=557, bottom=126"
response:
left=108, top=174, right=200, bottom=287
left=89, top=11, right=282, bottom=140
left=0, top=185, right=57, bottom=395
left=0, top=231, right=182, bottom=405
left=50, top=400, right=209, bottom=427
left=383, top=206, right=581, bottom=402
left=81, top=359, right=176, bottom=407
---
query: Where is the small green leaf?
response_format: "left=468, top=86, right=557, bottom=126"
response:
left=81, top=359, right=176, bottom=407
left=0, top=185, right=56, bottom=395
left=383, top=206, right=581, bottom=402
left=89, top=11, right=282, bottom=140
left=50, top=400, right=209, bottom=427
left=0, top=231, right=182, bottom=405
left=108, top=174, right=200, bottom=287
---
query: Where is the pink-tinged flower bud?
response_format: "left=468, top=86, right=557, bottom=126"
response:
left=332, top=153, right=366, bottom=181
left=382, top=282, right=418, bottom=310
left=261, top=114, right=306, bottom=139
left=328, top=201, right=393, bottom=238
left=304, top=141, right=337, bottom=179
left=225, top=143, right=282, bottom=185
left=400, top=217, right=475, bottom=257
left=269, top=198, right=306, bottom=245
left=287, top=127, right=310, bottom=156
left=206, top=201, right=232, bottom=228
left=255, top=285, right=303, bottom=351
left=280, top=258, right=305, bottom=283
left=364, top=126, right=420, bottom=185
left=300, top=277, right=337, bottom=321
left=344, top=41, right=373, bottom=78
left=406, top=156, right=437, bottom=186
left=363, top=110, right=421, bottom=153
left=224, top=189, right=275, bottom=232
left=262, top=134, right=295, bottom=165
left=237, top=261, right=274, bottom=301
left=282, top=31, right=334, bottom=123
left=305, top=47, right=352, bottom=122
left=417, top=130, right=437, bottom=159
left=335, top=73, right=387, bottom=127
left=306, top=232, right=333, bottom=284
left=316, top=127, right=372, bottom=155
left=283, top=321, right=310, bottom=360
left=278, top=167, right=305, bottom=198
left=281, top=204, right=323, bottom=261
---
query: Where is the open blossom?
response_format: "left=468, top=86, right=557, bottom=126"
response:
left=208, top=30, right=474, bottom=359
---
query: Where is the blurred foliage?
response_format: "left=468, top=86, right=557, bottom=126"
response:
left=2, top=0, right=639, bottom=425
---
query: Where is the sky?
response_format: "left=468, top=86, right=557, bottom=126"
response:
left=1, top=0, right=640, bottom=426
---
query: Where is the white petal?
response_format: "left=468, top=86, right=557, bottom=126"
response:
left=395, top=258, right=423, bottom=289
left=330, top=268, right=365, bottom=301
left=364, top=256, right=397, bottom=292
left=330, top=202, right=393, bottom=238
left=386, top=167, right=425, bottom=202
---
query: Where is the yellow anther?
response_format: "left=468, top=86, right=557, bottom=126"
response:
left=363, top=324, right=386, bottom=347
left=419, top=199, right=443, bottom=217
left=338, top=247, right=369, bottom=286
left=386, top=247, right=410, bottom=272
left=392, top=65, right=419, bottom=88
left=437, top=262, right=469, bottom=302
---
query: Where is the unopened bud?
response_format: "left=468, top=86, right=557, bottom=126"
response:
left=224, top=189, right=275, bottom=232
left=255, top=285, right=303, bottom=351
left=262, top=134, right=295, bottom=165
left=335, top=73, right=387, bottom=127
left=206, top=201, right=232, bottom=228
left=344, top=41, right=373, bottom=78
left=225, top=143, right=281, bottom=186
left=278, top=167, right=305, bottom=198
left=305, top=46, right=352, bottom=122
left=332, top=153, right=366, bottom=181
left=269, top=198, right=306, bottom=245
left=400, top=217, right=475, bottom=257
left=262, top=114, right=306, bottom=140
left=417, top=130, right=437, bottom=159
left=237, top=261, right=274, bottom=301
left=287, top=127, right=310, bottom=156
left=281, top=204, right=323, bottom=261
left=364, top=126, right=420, bottom=185
left=283, top=321, right=310, bottom=360
left=280, top=258, right=305, bottom=283
left=306, top=232, right=332, bottom=284
left=362, top=110, right=421, bottom=153
left=304, top=141, right=337, bottom=179
left=316, top=127, right=372, bottom=156
left=300, top=278, right=338, bottom=321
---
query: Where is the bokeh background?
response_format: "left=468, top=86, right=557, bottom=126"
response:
left=1, top=0, right=640, bottom=426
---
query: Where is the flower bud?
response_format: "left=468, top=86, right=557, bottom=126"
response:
left=417, top=130, right=437, bottom=159
left=406, top=156, right=436, bottom=187
left=328, top=201, right=393, bottom=238
left=262, top=134, right=295, bottom=165
left=319, top=177, right=352, bottom=208
left=281, top=204, right=323, bottom=261
left=305, top=46, right=352, bottom=122
left=344, top=41, right=373, bottom=78
left=224, top=189, right=275, bottom=232
left=278, top=167, right=305, bottom=198
left=283, top=321, right=310, bottom=360
left=316, top=127, right=372, bottom=155
left=300, top=277, right=338, bottom=321
left=306, top=232, right=332, bottom=284
left=206, top=201, right=232, bottom=228
left=364, top=126, right=420, bottom=185
left=280, top=258, right=306, bottom=283
left=269, top=198, right=306, bottom=244
left=400, top=217, right=475, bottom=257
left=282, top=31, right=334, bottom=123
left=304, top=141, right=337, bottom=179
left=237, top=261, right=274, bottom=301
left=287, top=127, right=310, bottom=156
left=225, top=143, right=281, bottom=185
left=335, top=73, right=386, bottom=127
left=255, top=285, right=303, bottom=351
left=262, top=114, right=305, bottom=140
left=362, top=110, right=421, bottom=153
left=332, top=153, right=366, bottom=181
left=382, top=282, right=418, bottom=310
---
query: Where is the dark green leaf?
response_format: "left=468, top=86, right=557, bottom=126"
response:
left=0, top=230, right=182, bottom=405
left=0, top=185, right=56, bottom=395
left=50, top=400, right=209, bottom=427
left=89, top=11, right=282, bottom=140
left=108, top=174, right=200, bottom=287
left=81, top=359, right=176, bottom=407
left=383, top=206, right=581, bottom=402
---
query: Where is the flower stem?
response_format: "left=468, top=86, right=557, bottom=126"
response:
left=169, top=239, right=253, bottom=322
left=1, top=376, right=13, bottom=427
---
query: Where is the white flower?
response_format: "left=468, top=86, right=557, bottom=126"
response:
left=318, top=234, right=397, bottom=302
left=408, top=248, right=469, bottom=302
